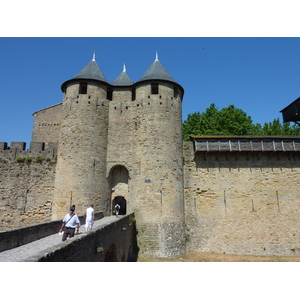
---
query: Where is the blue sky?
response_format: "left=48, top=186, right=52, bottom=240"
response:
left=1, top=37, right=300, bottom=147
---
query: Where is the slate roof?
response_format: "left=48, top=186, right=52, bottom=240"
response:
left=73, top=59, right=108, bottom=83
left=61, top=53, right=183, bottom=94
left=112, top=64, right=133, bottom=86
left=137, top=55, right=178, bottom=84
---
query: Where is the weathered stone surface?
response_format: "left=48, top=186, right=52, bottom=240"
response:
left=184, top=141, right=300, bottom=256
left=0, top=158, right=56, bottom=231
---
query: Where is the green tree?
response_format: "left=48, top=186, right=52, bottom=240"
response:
left=183, top=104, right=300, bottom=140
left=249, top=118, right=300, bottom=136
left=183, top=103, right=253, bottom=140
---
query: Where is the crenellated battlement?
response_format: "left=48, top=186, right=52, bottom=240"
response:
left=0, top=141, right=57, bottom=161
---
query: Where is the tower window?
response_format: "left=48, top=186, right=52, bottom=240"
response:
left=174, top=86, right=179, bottom=98
left=132, top=87, right=136, bottom=101
left=79, top=82, right=87, bottom=94
left=151, top=83, right=159, bottom=94
left=107, top=88, right=113, bottom=100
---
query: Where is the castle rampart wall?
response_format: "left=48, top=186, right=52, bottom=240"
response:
left=183, top=140, right=300, bottom=256
left=0, top=142, right=57, bottom=160
left=0, top=152, right=57, bottom=231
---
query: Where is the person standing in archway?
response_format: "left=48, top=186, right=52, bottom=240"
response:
left=114, top=203, right=120, bottom=218
left=84, top=204, right=94, bottom=232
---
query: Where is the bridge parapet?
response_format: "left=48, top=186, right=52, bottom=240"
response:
left=0, top=212, right=104, bottom=252
left=27, top=213, right=138, bottom=262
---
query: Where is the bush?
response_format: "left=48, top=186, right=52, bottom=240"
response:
left=35, top=156, right=44, bottom=163
left=25, top=157, right=33, bottom=164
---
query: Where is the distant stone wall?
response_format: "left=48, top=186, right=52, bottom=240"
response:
left=183, top=141, right=300, bottom=256
left=31, top=103, right=62, bottom=148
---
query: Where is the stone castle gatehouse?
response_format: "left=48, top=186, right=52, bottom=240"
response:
left=1, top=53, right=300, bottom=257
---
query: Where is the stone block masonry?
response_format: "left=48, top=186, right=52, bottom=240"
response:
left=183, top=141, right=300, bottom=256
left=31, top=103, right=62, bottom=149
left=52, top=82, right=110, bottom=220
left=0, top=149, right=57, bottom=231
left=106, top=81, right=186, bottom=257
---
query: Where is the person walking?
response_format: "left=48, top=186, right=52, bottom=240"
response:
left=84, top=204, right=94, bottom=232
left=59, top=207, right=80, bottom=241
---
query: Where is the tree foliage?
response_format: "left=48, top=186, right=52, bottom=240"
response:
left=249, top=118, right=300, bottom=136
left=183, top=103, right=300, bottom=141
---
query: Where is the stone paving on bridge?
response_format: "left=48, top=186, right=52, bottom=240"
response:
left=0, top=215, right=124, bottom=262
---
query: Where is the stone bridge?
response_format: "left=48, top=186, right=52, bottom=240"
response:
left=0, top=212, right=139, bottom=262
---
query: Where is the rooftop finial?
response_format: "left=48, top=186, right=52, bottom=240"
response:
left=155, top=51, right=159, bottom=61
left=123, top=63, right=126, bottom=73
left=92, top=51, right=96, bottom=61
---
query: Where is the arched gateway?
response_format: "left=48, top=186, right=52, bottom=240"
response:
left=112, top=196, right=127, bottom=215
left=108, top=165, right=129, bottom=216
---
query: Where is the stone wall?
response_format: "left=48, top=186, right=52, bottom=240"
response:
left=183, top=141, right=300, bottom=256
left=31, top=103, right=62, bottom=148
left=0, top=152, right=57, bottom=231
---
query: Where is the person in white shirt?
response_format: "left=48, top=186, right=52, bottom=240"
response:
left=59, top=207, right=80, bottom=241
left=115, top=203, right=120, bottom=218
left=84, top=204, right=94, bottom=232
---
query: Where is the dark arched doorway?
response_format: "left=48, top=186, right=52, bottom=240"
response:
left=112, top=196, right=127, bottom=215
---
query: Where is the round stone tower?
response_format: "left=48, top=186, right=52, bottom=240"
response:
left=106, top=53, right=186, bottom=257
left=52, top=54, right=110, bottom=219
left=133, top=54, right=186, bottom=257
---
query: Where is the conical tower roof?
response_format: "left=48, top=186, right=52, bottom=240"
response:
left=61, top=53, right=108, bottom=92
left=73, top=53, right=108, bottom=83
left=137, top=52, right=178, bottom=84
left=112, top=64, right=133, bottom=86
